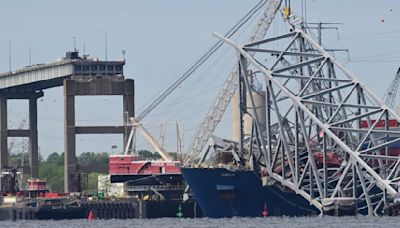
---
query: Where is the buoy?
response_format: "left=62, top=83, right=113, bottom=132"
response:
left=176, top=204, right=183, bottom=218
left=88, top=210, right=94, bottom=221
left=262, top=203, right=269, bottom=217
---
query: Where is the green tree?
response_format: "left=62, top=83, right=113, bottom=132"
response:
left=39, top=157, right=64, bottom=192
left=138, top=150, right=161, bottom=160
left=138, top=150, right=180, bottom=161
left=46, top=152, right=64, bottom=165
left=78, top=152, right=109, bottom=166
left=87, top=173, right=101, bottom=192
left=39, top=152, right=110, bottom=192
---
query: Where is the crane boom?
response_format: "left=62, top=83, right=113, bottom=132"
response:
left=383, top=67, right=400, bottom=108
left=185, top=0, right=283, bottom=165
left=125, top=118, right=172, bottom=161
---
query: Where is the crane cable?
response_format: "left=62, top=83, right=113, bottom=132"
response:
left=137, top=0, right=269, bottom=121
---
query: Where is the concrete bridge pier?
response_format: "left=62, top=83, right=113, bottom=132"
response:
left=0, top=96, right=7, bottom=170
left=28, top=96, right=39, bottom=178
left=64, top=76, right=134, bottom=193
left=0, top=91, right=43, bottom=178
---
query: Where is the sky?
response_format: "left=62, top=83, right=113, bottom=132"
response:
left=1, top=0, right=400, bottom=159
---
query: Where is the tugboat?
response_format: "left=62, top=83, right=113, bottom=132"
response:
left=26, top=178, right=48, bottom=198
left=27, top=179, right=85, bottom=220
left=0, top=172, right=85, bottom=220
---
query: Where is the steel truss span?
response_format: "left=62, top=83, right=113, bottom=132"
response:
left=215, top=29, right=400, bottom=215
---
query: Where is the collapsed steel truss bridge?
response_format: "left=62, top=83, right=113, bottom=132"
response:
left=215, top=29, right=400, bottom=215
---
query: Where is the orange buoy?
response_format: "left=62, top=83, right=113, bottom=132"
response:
left=262, top=203, right=269, bottom=217
left=88, top=210, right=94, bottom=221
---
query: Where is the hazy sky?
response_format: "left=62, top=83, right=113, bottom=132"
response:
left=1, top=0, right=400, bottom=158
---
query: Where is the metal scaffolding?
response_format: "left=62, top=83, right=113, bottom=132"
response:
left=215, top=29, right=400, bottom=215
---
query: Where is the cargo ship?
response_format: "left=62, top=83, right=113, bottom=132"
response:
left=182, top=119, right=400, bottom=218
left=182, top=131, right=316, bottom=217
left=181, top=167, right=319, bottom=217
left=181, top=137, right=322, bottom=217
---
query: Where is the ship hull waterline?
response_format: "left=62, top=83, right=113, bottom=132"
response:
left=181, top=167, right=319, bottom=218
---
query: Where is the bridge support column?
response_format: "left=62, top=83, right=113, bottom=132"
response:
left=0, top=92, right=42, bottom=178
left=64, top=80, right=77, bottom=193
left=123, top=79, right=135, bottom=153
left=63, top=76, right=134, bottom=193
left=0, top=96, right=7, bottom=169
left=29, top=97, right=39, bottom=178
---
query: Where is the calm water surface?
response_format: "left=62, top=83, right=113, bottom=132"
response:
left=1, top=216, right=400, bottom=228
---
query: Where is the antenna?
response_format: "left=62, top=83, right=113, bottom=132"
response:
left=8, top=40, right=12, bottom=72
left=102, top=30, right=108, bottom=61
left=73, top=36, right=76, bottom=52
left=122, top=50, right=126, bottom=60
left=304, top=0, right=307, bottom=23
left=83, top=42, right=86, bottom=55
left=27, top=47, right=31, bottom=66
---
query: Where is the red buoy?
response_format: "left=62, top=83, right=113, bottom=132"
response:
left=88, top=210, right=94, bottom=221
left=262, top=203, right=269, bottom=217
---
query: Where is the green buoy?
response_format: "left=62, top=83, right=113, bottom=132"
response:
left=176, top=204, right=183, bottom=218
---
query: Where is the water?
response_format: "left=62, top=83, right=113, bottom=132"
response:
left=1, top=216, right=400, bottom=228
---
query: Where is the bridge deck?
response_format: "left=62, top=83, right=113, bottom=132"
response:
left=0, top=57, right=124, bottom=92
